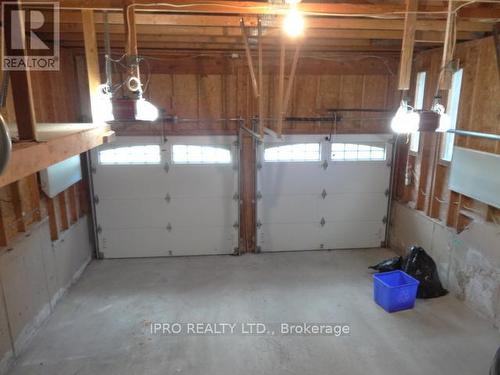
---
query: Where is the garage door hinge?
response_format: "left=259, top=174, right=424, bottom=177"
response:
left=256, top=220, right=262, bottom=229
left=91, top=166, right=97, bottom=174
left=256, top=162, right=262, bottom=170
left=256, top=191, right=262, bottom=200
left=233, top=222, right=239, bottom=229
left=386, top=161, right=392, bottom=167
left=233, top=193, right=239, bottom=201
left=384, top=189, right=390, bottom=197
left=322, top=160, right=328, bottom=170
left=96, top=225, right=102, bottom=234
left=233, top=140, right=239, bottom=147
left=165, top=193, right=171, bottom=203
left=93, top=195, right=99, bottom=205
left=382, top=216, right=388, bottom=224
left=321, top=189, right=327, bottom=199
left=163, top=163, right=170, bottom=173
left=166, top=223, right=172, bottom=232
left=320, top=217, right=326, bottom=227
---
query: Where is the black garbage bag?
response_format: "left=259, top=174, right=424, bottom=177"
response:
left=368, top=256, right=403, bottom=272
left=402, top=246, right=448, bottom=299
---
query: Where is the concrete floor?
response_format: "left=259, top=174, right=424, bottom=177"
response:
left=7, top=249, right=500, bottom=375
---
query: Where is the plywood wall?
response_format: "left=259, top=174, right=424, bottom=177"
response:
left=394, top=36, right=500, bottom=232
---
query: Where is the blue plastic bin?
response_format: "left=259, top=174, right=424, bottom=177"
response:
left=373, top=270, right=419, bottom=313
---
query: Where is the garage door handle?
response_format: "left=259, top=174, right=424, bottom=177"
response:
left=321, top=189, right=327, bottom=199
left=320, top=217, right=326, bottom=227
left=322, top=160, right=328, bottom=170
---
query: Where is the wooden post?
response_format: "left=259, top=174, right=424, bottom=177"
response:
left=46, top=197, right=59, bottom=241
left=439, top=0, right=455, bottom=90
left=398, top=0, right=418, bottom=90
left=283, top=43, right=301, bottom=118
left=240, top=19, right=259, bottom=100
left=58, top=192, right=69, bottom=231
left=4, top=1, right=37, bottom=140
left=258, top=18, right=264, bottom=138
left=276, top=36, right=286, bottom=136
left=81, top=9, right=102, bottom=121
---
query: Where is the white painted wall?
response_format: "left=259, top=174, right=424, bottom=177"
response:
left=0, top=217, right=93, bottom=375
left=390, top=202, right=500, bottom=331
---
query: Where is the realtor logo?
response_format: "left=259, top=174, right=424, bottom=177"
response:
left=1, top=2, right=60, bottom=70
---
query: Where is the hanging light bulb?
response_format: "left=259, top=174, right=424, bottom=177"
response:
left=135, top=97, right=159, bottom=121
left=432, top=99, right=451, bottom=132
left=390, top=100, right=420, bottom=134
left=283, top=8, right=305, bottom=38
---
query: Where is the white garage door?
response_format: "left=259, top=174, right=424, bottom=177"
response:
left=91, top=136, right=239, bottom=258
left=257, top=134, right=392, bottom=252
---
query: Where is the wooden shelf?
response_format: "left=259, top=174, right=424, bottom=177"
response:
left=0, top=123, right=114, bottom=187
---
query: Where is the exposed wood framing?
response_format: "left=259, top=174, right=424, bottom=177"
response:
left=439, top=0, right=456, bottom=90
left=0, top=124, right=112, bottom=188
left=82, top=9, right=102, bottom=120
left=46, top=197, right=59, bottom=241
left=25, top=0, right=500, bottom=20
left=9, top=182, right=26, bottom=232
left=283, top=43, right=302, bottom=118
left=240, top=19, right=259, bottom=99
left=398, top=0, right=418, bottom=90
left=276, top=37, right=286, bottom=136
left=258, top=18, right=264, bottom=138
left=4, top=1, right=38, bottom=140
left=58, top=192, right=69, bottom=231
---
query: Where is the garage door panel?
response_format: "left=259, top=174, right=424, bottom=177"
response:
left=320, top=221, right=385, bottom=249
left=259, top=223, right=321, bottom=252
left=94, top=166, right=168, bottom=198
left=323, top=163, right=390, bottom=193
left=259, top=164, right=323, bottom=195
left=168, top=166, right=236, bottom=197
left=101, top=227, right=236, bottom=258
left=259, top=195, right=319, bottom=224
left=318, top=193, right=388, bottom=222
left=165, top=197, right=237, bottom=227
left=96, top=198, right=169, bottom=229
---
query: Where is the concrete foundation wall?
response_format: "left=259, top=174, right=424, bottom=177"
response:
left=390, top=202, right=500, bottom=330
left=0, top=217, right=93, bottom=375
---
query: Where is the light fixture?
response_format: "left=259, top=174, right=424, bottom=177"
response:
left=431, top=97, right=451, bottom=132
left=283, top=8, right=305, bottom=38
left=135, top=97, right=159, bottom=121
left=95, top=84, right=114, bottom=122
left=390, top=100, right=420, bottom=134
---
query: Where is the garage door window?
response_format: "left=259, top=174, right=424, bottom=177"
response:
left=264, top=143, right=321, bottom=162
left=99, top=145, right=161, bottom=165
left=172, top=145, right=232, bottom=164
left=331, top=143, right=386, bottom=161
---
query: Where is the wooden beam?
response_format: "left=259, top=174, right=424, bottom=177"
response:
left=0, top=123, right=112, bottom=188
left=58, top=192, right=69, bottom=231
left=26, top=1, right=500, bottom=20
left=398, top=0, right=418, bottom=90
left=81, top=9, right=102, bottom=120
left=439, top=0, right=455, bottom=90
left=4, top=1, right=37, bottom=140
left=49, top=12, right=495, bottom=33
left=283, top=43, right=301, bottom=118
left=494, top=23, right=500, bottom=73
left=46, top=196, right=59, bottom=240
left=240, top=19, right=259, bottom=99
left=68, top=185, right=78, bottom=224
left=277, top=37, right=286, bottom=136
left=258, top=18, right=264, bottom=138
left=9, top=181, right=26, bottom=232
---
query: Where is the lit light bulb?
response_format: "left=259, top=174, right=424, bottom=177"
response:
left=95, top=84, right=114, bottom=122
left=283, top=8, right=305, bottom=38
left=390, top=101, right=420, bottom=134
left=135, top=98, right=159, bottom=121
